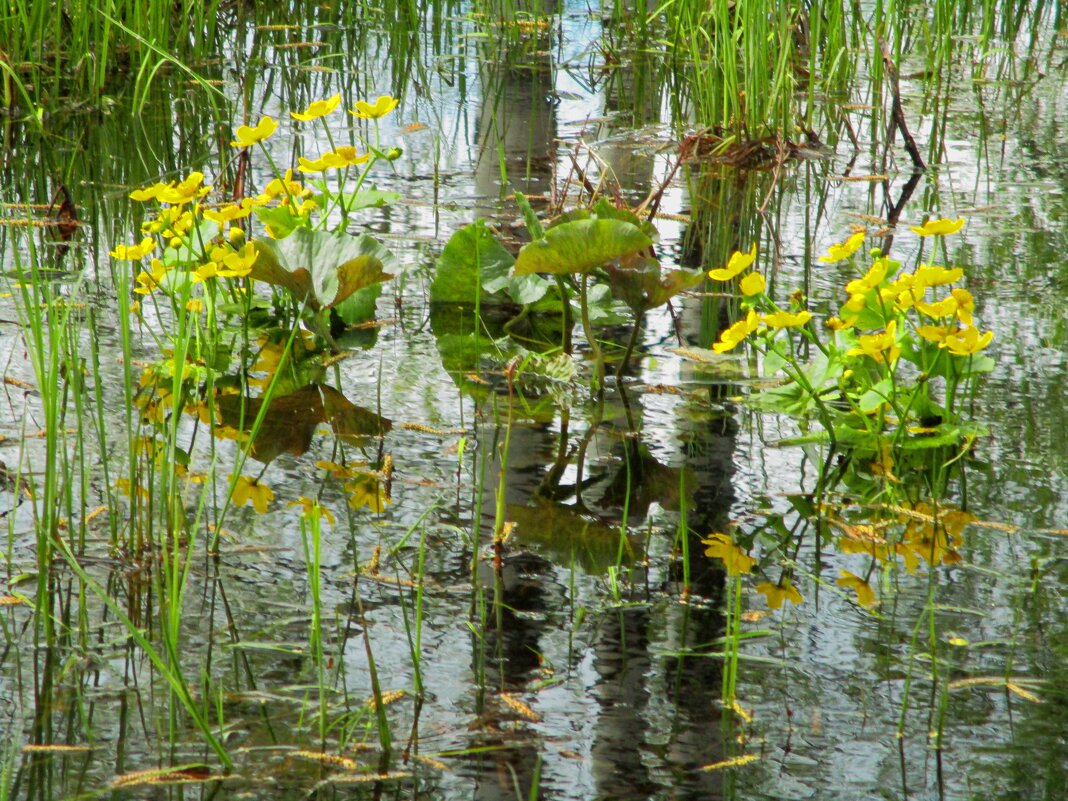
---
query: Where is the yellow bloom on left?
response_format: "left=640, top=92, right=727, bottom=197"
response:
left=708, top=244, right=757, bottom=281
left=756, top=579, right=804, bottom=609
left=819, top=231, right=865, bottom=263
left=701, top=533, right=756, bottom=576
left=232, top=475, right=274, bottom=514
left=291, top=93, right=341, bottom=121
left=111, top=237, right=156, bottom=261
left=350, top=95, right=399, bottom=120
left=230, top=116, right=278, bottom=148
left=911, top=217, right=965, bottom=237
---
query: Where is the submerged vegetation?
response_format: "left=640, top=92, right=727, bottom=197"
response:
left=2, top=0, right=1068, bottom=799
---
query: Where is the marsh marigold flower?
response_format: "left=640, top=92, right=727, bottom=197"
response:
left=110, top=237, right=156, bottom=261
left=739, top=271, right=765, bottom=296
left=911, top=217, right=965, bottom=237
left=230, top=116, right=278, bottom=148
left=942, top=326, right=993, bottom=356
left=291, top=94, right=341, bottom=121
left=819, top=231, right=865, bottom=263
left=763, top=309, right=812, bottom=329
left=708, top=244, right=757, bottom=281
left=712, top=309, right=760, bottom=353
left=350, top=95, right=399, bottom=120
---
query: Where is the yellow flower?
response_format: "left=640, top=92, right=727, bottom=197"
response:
left=350, top=95, right=399, bottom=120
left=217, top=242, right=258, bottom=278
left=185, top=298, right=204, bottom=314
left=701, top=533, right=756, bottom=576
left=707, top=244, right=757, bottom=281
left=739, top=271, right=765, bottom=296
left=297, top=146, right=372, bottom=173
left=911, top=217, right=965, bottom=237
left=756, top=579, right=803, bottom=609
left=289, top=496, right=336, bottom=524
left=950, top=288, right=974, bottom=324
left=291, top=93, right=341, bottom=121
left=262, top=169, right=308, bottom=202
left=110, top=237, right=156, bottom=260
left=203, top=203, right=252, bottom=224
left=847, top=320, right=900, bottom=364
left=230, top=116, right=278, bottom=148
left=232, top=475, right=274, bottom=514
left=916, top=324, right=952, bottom=343
left=942, top=326, right=993, bottom=356
left=913, top=264, right=964, bottom=287
left=836, top=570, right=876, bottom=607
left=133, top=258, right=168, bottom=295
left=762, top=310, right=812, bottom=329
left=845, top=259, right=888, bottom=295
left=819, top=231, right=865, bottom=263
left=712, top=309, right=759, bottom=353
left=825, top=316, right=852, bottom=331
left=153, top=172, right=208, bottom=206
left=915, top=295, right=958, bottom=319
left=130, top=182, right=167, bottom=202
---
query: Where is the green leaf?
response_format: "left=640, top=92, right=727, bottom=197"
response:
left=311, top=183, right=400, bottom=211
left=858, top=377, right=894, bottom=413
left=514, top=191, right=544, bottom=240
left=430, top=221, right=515, bottom=304
left=253, top=205, right=308, bottom=240
left=250, top=228, right=396, bottom=312
left=603, top=254, right=703, bottom=312
left=513, top=218, right=652, bottom=276
left=331, top=283, right=382, bottom=326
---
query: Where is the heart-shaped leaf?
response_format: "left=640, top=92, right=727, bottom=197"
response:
left=250, top=228, right=395, bottom=312
left=513, top=218, right=652, bottom=276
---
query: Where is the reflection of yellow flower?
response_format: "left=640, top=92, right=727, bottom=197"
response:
left=701, top=533, right=756, bottom=576
left=291, top=94, right=341, bottom=121
left=762, top=310, right=812, bottom=329
left=110, top=237, right=156, bottom=260
left=231, top=116, right=278, bottom=148
left=911, top=217, right=965, bottom=237
left=712, top=309, right=759, bottom=353
left=739, top=271, right=765, bottom=296
left=756, top=579, right=803, bottom=609
left=836, top=570, right=876, bottom=607
left=232, top=475, right=274, bottom=514
left=350, top=95, right=399, bottom=119
left=347, top=475, right=389, bottom=513
left=942, top=326, right=993, bottom=356
left=707, top=244, right=757, bottom=281
left=819, top=231, right=865, bottom=263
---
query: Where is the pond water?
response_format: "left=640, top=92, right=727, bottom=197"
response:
left=2, top=2, right=1068, bottom=800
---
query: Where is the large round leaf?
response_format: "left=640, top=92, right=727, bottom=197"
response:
left=513, top=218, right=652, bottom=276
left=250, top=228, right=396, bottom=311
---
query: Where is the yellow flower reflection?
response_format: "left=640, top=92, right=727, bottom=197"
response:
left=755, top=579, right=803, bottom=609
left=232, top=475, right=274, bottom=514
left=350, top=95, right=399, bottom=120
left=836, top=570, right=876, bottom=607
left=701, top=533, right=756, bottom=576
left=707, top=244, right=757, bottom=281
left=911, top=217, right=965, bottom=237
left=230, top=116, right=278, bottom=148
left=291, top=93, right=341, bottom=121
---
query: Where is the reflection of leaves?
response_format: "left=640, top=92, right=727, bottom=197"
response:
left=604, top=253, right=705, bottom=313
left=215, top=384, right=390, bottom=463
left=508, top=498, right=642, bottom=574
left=597, top=442, right=693, bottom=517
left=250, top=228, right=395, bottom=312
